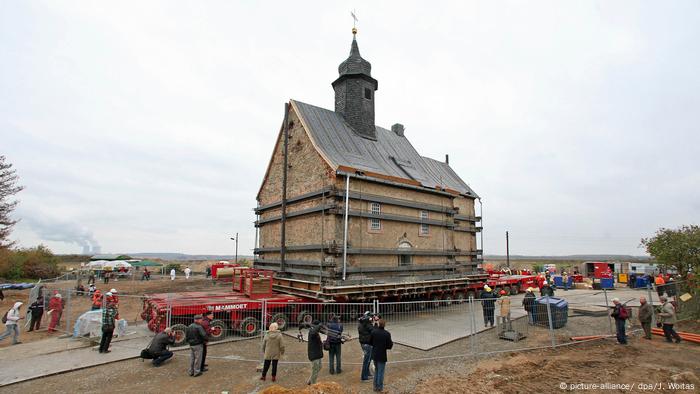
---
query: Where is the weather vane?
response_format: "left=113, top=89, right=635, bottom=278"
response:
left=351, top=10, right=358, bottom=35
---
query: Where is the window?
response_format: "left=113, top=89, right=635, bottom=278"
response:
left=364, top=88, right=372, bottom=100
left=419, top=210, right=429, bottom=236
left=398, top=241, right=412, bottom=266
left=370, top=202, right=381, bottom=230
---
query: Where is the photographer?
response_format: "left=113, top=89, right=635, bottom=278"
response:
left=327, top=316, right=343, bottom=375
left=306, top=320, right=324, bottom=385
left=149, top=327, right=175, bottom=367
left=358, top=311, right=375, bottom=381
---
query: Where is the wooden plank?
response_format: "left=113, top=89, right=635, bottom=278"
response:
left=254, top=259, right=335, bottom=267
left=336, top=190, right=457, bottom=214
left=255, top=186, right=333, bottom=213
left=256, top=204, right=336, bottom=226
left=330, top=208, right=453, bottom=227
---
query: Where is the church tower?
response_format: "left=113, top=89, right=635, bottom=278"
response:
left=332, top=28, right=379, bottom=140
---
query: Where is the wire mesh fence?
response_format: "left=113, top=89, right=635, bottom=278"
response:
left=9, top=277, right=697, bottom=366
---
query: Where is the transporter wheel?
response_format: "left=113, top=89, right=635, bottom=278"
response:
left=510, top=285, right=520, bottom=295
left=297, top=310, right=314, bottom=326
left=171, top=324, right=188, bottom=347
left=270, top=312, right=289, bottom=331
left=455, top=293, right=466, bottom=304
left=209, top=319, right=227, bottom=341
left=466, top=290, right=476, bottom=300
left=443, top=294, right=454, bottom=306
left=239, top=317, right=260, bottom=337
left=430, top=294, right=441, bottom=308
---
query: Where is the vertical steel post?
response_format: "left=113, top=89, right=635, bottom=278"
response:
left=545, top=295, right=556, bottom=348
left=166, top=293, right=172, bottom=328
left=506, top=231, right=510, bottom=269
left=603, top=288, right=613, bottom=335
left=280, top=103, right=290, bottom=274
left=469, top=296, right=476, bottom=355
left=646, top=284, right=656, bottom=328
left=261, top=300, right=267, bottom=343
left=235, top=232, right=239, bottom=264
left=342, top=175, right=350, bottom=281
left=478, top=198, right=484, bottom=255
left=66, top=290, right=72, bottom=333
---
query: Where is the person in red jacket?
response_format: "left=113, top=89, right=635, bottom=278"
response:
left=47, top=293, right=63, bottom=333
left=91, top=289, right=103, bottom=310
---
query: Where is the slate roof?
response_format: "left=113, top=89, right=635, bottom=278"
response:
left=291, top=99, right=478, bottom=198
left=338, top=37, right=372, bottom=76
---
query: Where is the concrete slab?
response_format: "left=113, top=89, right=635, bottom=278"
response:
left=385, top=304, right=527, bottom=350
left=0, top=328, right=153, bottom=387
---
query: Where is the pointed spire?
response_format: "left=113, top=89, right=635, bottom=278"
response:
left=338, top=32, right=372, bottom=77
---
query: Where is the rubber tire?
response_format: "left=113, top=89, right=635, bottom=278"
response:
left=209, top=319, right=227, bottom=341
left=443, top=294, right=454, bottom=306
left=297, top=310, right=314, bottom=326
left=171, top=324, right=188, bottom=347
left=510, top=285, right=519, bottom=295
left=239, top=317, right=260, bottom=337
left=466, top=290, right=476, bottom=300
left=270, top=312, right=289, bottom=331
left=455, top=293, right=466, bottom=304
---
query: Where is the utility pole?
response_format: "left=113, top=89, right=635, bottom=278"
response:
left=506, top=231, right=510, bottom=269
left=230, top=234, right=238, bottom=264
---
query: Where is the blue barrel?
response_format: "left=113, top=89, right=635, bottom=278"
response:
left=534, top=297, right=569, bottom=329
left=601, top=278, right=614, bottom=289
left=635, top=277, right=649, bottom=288
left=553, top=276, right=573, bottom=289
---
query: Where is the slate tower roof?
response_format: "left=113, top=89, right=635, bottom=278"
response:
left=332, top=31, right=378, bottom=140
left=290, top=100, right=478, bottom=198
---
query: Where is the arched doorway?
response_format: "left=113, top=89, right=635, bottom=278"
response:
left=398, top=241, right=412, bottom=266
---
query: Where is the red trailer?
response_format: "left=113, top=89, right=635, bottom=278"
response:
left=141, top=269, right=319, bottom=346
left=210, top=262, right=241, bottom=282
left=486, top=274, right=537, bottom=294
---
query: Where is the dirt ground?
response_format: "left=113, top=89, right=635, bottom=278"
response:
left=4, top=319, right=699, bottom=394
left=0, top=276, right=221, bottom=347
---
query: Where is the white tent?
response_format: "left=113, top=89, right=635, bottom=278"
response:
left=103, top=261, right=132, bottom=269
left=87, top=260, right=109, bottom=268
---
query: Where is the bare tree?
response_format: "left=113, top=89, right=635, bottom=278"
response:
left=0, top=155, right=23, bottom=249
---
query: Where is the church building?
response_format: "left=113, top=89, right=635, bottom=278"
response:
left=254, top=29, right=482, bottom=293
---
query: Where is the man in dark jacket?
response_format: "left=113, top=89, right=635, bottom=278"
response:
left=186, top=315, right=208, bottom=376
left=522, top=288, right=536, bottom=325
left=610, top=298, right=628, bottom=344
left=369, top=319, right=393, bottom=392
left=540, top=282, right=555, bottom=297
left=358, top=312, right=374, bottom=381
left=99, top=302, right=118, bottom=353
left=306, top=320, right=324, bottom=385
left=638, top=296, right=653, bottom=340
left=480, top=286, right=497, bottom=327
left=199, top=311, right=213, bottom=372
left=327, top=316, right=343, bottom=374
left=149, top=327, right=175, bottom=366
left=27, top=298, right=44, bottom=332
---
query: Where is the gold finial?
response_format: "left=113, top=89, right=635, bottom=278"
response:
left=351, top=10, right=358, bottom=36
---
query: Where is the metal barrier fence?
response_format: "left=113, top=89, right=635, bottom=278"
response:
left=16, top=279, right=697, bottom=364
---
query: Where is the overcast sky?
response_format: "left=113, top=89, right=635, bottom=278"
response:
left=2, top=1, right=699, bottom=256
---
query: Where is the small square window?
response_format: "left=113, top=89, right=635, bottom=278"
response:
left=419, top=211, right=429, bottom=235
left=364, top=88, right=372, bottom=100
left=370, top=202, right=381, bottom=230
